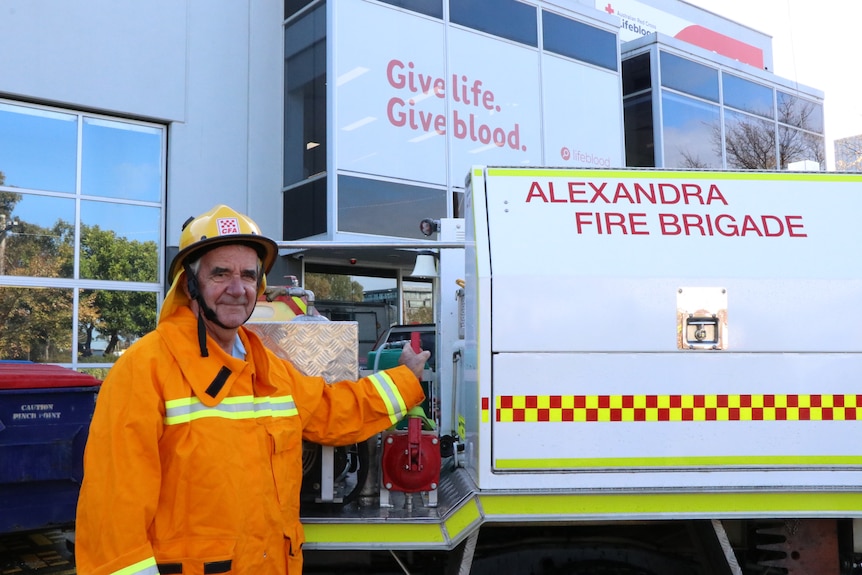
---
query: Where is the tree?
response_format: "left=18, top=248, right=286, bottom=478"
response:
left=305, top=273, right=365, bottom=301
left=79, top=225, right=158, bottom=354
left=682, top=98, right=825, bottom=170
left=835, top=136, right=862, bottom=172
left=0, top=191, right=77, bottom=361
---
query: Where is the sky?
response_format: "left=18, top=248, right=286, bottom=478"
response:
left=684, top=0, right=862, bottom=170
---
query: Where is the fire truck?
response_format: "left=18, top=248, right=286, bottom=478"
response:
left=254, top=166, right=862, bottom=575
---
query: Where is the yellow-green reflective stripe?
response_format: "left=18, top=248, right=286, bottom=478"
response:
left=303, top=522, right=445, bottom=545
left=495, top=455, right=862, bottom=469
left=110, top=556, right=158, bottom=575
left=368, top=371, right=408, bottom=425
left=444, top=497, right=482, bottom=540
left=164, top=395, right=297, bottom=425
left=479, top=492, right=862, bottom=518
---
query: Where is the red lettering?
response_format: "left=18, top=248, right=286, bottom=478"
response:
left=786, top=215, right=806, bottom=237
left=386, top=60, right=406, bottom=89
left=575, top=212, right=594, bottom=233
left=568, top=182, right=588, bottom=203
left=612, top=183, right=635, bottom=204
left=659, top=213, right=681, bottom=235
left=681, top=184, right=704, bottom=205
left=658, top=184, right=681, bottom=204
left=589, top=182, right=610, bottom=203
left=682, top=213, right=706, bottom=236
left=706, top=185, right=728, bottom=205
left=575, top=212, right=649, bottom=235
left=714, top=214, right=739, bottom=237
left=526, top=182, right=548, bottom=202
left=548, top=182, right=566, bottom=203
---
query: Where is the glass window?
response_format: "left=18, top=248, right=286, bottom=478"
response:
left=724, top=110, right=776, bottom=170
left=338, top=175, right=445, bottom=238
left=622, top=52, right=650, bottom=96
left=723, top=73, right=773, bottom=119
left=81, top=118, right=163, bottom=202
left=0, top=286, right=74, bottom=363
left=80, top=201, right=160, bottom=282
left=1, top=193, right=75, bottom=278
left=285, top=0, right=316, bottom=20
left=284, top=4, right=327, bottom=186
left=542, top=11, right=617, bottom=71
left=78, top=288, right=157, bottom=363
left=660, top=52, right=719, bottom=102
left=0, top=98, right=165, bottom=369
left=449, top=0, right=538, bottom=47
left=661, top=91, right=721, bottom=168
left=779, top=126, right=825, bottom=170
left=378, top=0, right=442, bottom=18
left=284, top=178, right=327, bottom=240
left=778, top=91, right=824, bottom=134
left=0, top=103, right=77, bottom=193
left=624, top=93, right=654, bottom=167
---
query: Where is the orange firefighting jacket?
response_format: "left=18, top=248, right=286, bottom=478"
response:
left=75, top=307, right=425, bottom=575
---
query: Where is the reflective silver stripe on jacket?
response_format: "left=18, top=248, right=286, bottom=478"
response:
left=367, top=371, right=408, bottom=425
left=164, top=394, right=298, bottom=425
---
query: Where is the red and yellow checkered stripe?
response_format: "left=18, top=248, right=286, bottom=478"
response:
left=487, top=394, right=862, bottom=423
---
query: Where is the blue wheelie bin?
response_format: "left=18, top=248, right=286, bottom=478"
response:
left=0, top=362, right=101, bottom=533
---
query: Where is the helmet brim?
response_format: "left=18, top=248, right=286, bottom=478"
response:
left=168, top=234, right=278, bottom=283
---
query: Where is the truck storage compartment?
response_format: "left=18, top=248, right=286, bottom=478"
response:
left=0, top=362, right=101, bottom=533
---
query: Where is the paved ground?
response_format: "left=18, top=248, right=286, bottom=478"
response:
left=0, top=530, right=76, bottom=575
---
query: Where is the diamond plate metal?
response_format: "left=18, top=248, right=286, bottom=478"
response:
left=247, top=321, right=358, bottom=382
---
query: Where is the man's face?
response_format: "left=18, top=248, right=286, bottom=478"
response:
left=192, top=244, right=260, bottom=328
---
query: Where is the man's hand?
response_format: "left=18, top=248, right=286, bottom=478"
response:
left=398, top=344, right=431, bottom=381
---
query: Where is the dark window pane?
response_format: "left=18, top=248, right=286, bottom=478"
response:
left=449, top=0, right=537, bottom=47
left=1, top=193, right=75, bottom=278
left=0, top=286, right=73, bottom=362
left=542, top=11, right=617, bottom=71
left=723, top=73, right=773, bottom=119
left=0, top=102, right=77, bottom=193
left=660, top=51, right=719, bottom=102
left=622, top=52, right=650, bottom=95
left=285, top=0, right=315, bottom=20
left=285, top=4, right=327, bottom=186
left=624, top=93, right=654, bottom=167
left=338, top=175, right=445, bottom=238
left=82, top=118, right=163, bottom=202
left=778, top=91, right=824, bottom=134
left=724, top=110, right=776, bottom=170
left=661, top=91, right=721, bottom=168
left=284, top=178, right=327, bottom=240
left=379, top=0, right=442, bottom=18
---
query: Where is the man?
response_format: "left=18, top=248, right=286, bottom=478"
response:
left=75, top=205, right=429, bottom=575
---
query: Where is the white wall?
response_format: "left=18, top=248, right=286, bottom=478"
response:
left=0, top=0, right=285, bottom=247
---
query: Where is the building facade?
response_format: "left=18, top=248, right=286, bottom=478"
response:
left=835, top=135, right=862, bottom=172
left=0, top=0, right=825, bottom=370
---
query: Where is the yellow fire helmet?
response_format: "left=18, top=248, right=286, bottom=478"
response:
left=160, top=205, right=278, bottom=324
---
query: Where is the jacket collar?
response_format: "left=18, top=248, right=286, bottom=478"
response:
left=156, top=307, right=268, bottom=407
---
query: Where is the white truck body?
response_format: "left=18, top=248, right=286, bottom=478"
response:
left=461, top=166, right=862, bottom=503
left=293, top=166, right=862, bottom=574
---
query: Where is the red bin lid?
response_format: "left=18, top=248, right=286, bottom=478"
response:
left=0, top=363, right=102, bottom=390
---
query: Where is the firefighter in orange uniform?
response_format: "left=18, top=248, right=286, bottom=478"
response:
left=75, top=205, right=428, bottom=575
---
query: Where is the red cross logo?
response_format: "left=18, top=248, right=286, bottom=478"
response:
left=605, top=3, right=614, bottom=14
left=216, top=217, right=240, bottom=235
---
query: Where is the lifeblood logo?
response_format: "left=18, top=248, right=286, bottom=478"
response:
left=525, top=179, right=807, bottom=238
left=560, top=146, right=611, bottom=167
left=385, top=59, right=525, bottom=151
